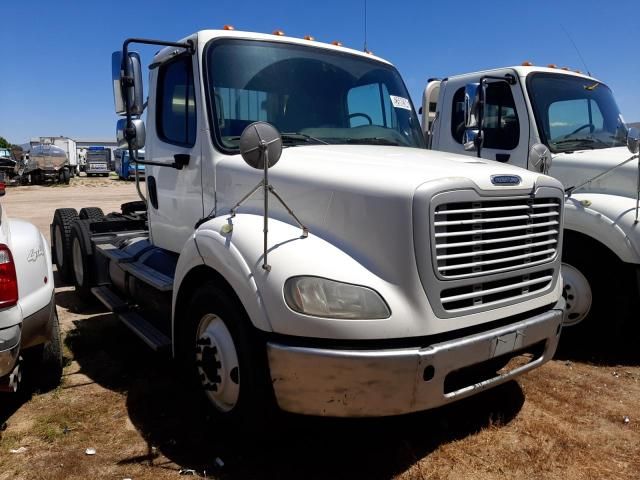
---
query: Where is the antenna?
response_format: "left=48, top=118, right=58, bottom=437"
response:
left=560, top=24, right=591, bottom=76
left=363, top=0, right=368, bottom=52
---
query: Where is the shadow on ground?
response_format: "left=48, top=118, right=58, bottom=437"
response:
left=65, top=311, right=528, bottom=479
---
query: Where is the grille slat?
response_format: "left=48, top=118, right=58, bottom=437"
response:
left=432, top=195, right=561, bottom=313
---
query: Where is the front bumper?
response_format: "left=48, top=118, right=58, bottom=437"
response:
left=268, top=306, right=563, bottom=417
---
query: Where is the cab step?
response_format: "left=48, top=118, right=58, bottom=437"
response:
left=121, top=261, right=173, bottom=291
left=118, top=311, right=172, bottom=353
left=91, top=286, right=129, bottom=313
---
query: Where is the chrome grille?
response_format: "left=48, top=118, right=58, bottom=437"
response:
left=433, top=197, right=561, bottom=280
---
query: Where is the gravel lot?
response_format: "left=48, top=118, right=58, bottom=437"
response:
left=0, top=177, right=638, bottom=479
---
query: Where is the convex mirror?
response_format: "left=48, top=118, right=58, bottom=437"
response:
left=529, top=143, right=552, bottom=174
left=239, top=122, right=283, bottom=169
left=116, top=118, right=146, bottom=150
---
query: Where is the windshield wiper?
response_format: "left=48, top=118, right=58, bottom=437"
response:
left=281, top=132, right=329, bottom=145
left=344, top=137, right=401, bottom=146
left=552, top=137, right=608, bottom=149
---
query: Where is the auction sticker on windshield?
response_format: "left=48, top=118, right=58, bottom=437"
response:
left=390, top=95, right=411, bottom=110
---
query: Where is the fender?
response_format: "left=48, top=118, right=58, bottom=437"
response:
left=172, top=216, right=273, bottom=337
left=564, top=193, right=640, bottom=264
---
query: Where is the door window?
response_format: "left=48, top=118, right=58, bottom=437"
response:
left=157, top=56, right=197, bottom=146
left=450, top=82, right=520, bottom=150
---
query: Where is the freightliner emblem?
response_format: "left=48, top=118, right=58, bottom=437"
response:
left=491, top=174, right=522, bottom=186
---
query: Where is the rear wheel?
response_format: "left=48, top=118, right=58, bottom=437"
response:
left=181, top=282, right=273, bottom=429
left=78, top=207, right=104, bottom=221
left=52, top=208, right=79, bottom=282
left=62, top=169, right=70, bottom=184
left=70, top=220, right=96, bottom=301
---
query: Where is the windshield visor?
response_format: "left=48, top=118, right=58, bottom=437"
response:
left=528, top=73, right=627, bottom=153
left=205, top=39, right=425, bottom=151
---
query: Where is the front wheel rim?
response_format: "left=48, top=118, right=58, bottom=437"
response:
left=562, top=262, right=592, bottom=327
left=195, top=314, right=240, bottom=412
left=72, top=237, right=84, bottom=286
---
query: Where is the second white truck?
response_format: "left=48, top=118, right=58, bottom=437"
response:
left=52, top=30, right=565, bottom=422
left=423, top=65, right=640, bottom=335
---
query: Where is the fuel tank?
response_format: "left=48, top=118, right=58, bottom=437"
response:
left=25, top=144, right=68, bottom=173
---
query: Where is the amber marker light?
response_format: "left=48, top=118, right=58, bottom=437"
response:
left=303, top=35, right=315, bottom=41
left=273, top=30, right=285, bottom=36
left=331, top=40, right=343, bottom=46
left=521, top=61, right=533, bottom=66
left=547, top=64, right=557, bottom=68
left=223, top=25, right=235, bottom=30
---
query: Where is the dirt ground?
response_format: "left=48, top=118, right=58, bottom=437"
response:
left=0, top=177, right=639, bottom=480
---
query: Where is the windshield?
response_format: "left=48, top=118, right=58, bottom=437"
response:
left=528, top=73, right=627, bottom=153
left=0, top=149, right=10, bottom=158
left=205, top=39, right=425, bottom=151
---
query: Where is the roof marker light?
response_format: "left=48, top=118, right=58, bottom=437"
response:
left=562, top=66, right=570, bottom=71
left=223, top=25, right=235, bottom=31
left=521, top=61, right=533, bottom=66
left=547, top=64, right=557, bottom=68
left=303, top=35, right=315, bottom=41
left=575, top=70, right=582, bottom=74
left=273, top=30, right=285, bottom=36
left=331, top=40, right=343, bottom=46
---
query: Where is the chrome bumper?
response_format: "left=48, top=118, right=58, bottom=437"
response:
left=0, top=324, right=21, bottom=378
left=268, top=307, right=563, bottom=417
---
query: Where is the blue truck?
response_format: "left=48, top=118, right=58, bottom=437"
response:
left=114, top=148, right=145, bottom=180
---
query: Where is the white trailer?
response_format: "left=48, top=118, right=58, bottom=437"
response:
left=422, top=65, right=640, bottom=336
left=51, top=31, right=566, bottom=424
left=52, top=137, right=79, bottom=177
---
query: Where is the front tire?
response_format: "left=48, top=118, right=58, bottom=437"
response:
left=181, top=282, right=272, bottom=427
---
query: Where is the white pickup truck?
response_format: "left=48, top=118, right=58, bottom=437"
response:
left=52, top=30, right=565, bottom=422
left=0, top=180, right=63, bottom=393
left=423, top=65, right=640, bottom=335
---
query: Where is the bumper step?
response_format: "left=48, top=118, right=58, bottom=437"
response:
left=119, top=311, right=171, bottom=353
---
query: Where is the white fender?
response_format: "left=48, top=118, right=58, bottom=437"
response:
left=564, top=193, right=640, bottom=264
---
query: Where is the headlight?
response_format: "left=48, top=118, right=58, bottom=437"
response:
left=284, top=276, right=391, bottom=319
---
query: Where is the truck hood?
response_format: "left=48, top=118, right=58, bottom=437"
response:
left=550, top=146, right=639, bottom=197
left=258, top=144, right=544, bottom=193
left=218, top=145, right=560, bottom=282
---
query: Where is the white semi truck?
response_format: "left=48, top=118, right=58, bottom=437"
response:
left=422, top=65, right=640, bottom=334
left=51, top=30, right=566, bottom=422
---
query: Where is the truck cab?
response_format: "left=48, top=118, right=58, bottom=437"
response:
left=52, top=31, right=566, bottom=422
left=424, top=65, right=640, bottom=333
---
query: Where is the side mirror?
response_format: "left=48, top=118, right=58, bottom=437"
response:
left=463, top=83, right=482, bottom=129
left=529, top=143, right=552, bottom=174
left=116, top=118, right=146, bottom=149
left=627, top=127, right=640, bottom=154
left=239, top=122, right=283, bottom=169
left=112, top=51, right=144, bottom=116
left=463, top=129, right=479, bottom=151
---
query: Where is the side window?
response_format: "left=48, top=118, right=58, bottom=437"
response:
left=450, top=83, right=520, bottom=150
left=347, top=83, right=396, bottom=128
left=450, top=87, right=465, bottom=143
left=483, top=82, right=519, bottom=150
left=157, top=56, right=196, bottom=146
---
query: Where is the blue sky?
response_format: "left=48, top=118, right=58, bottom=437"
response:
left=1, top=0, right=638, bottom=144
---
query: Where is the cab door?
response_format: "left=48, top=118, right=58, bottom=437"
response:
left=436, top=69, right=530, bottom=170
left=146, top=52, right=203, bottom=253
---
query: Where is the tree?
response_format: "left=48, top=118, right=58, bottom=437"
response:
left=0, top=137, right=10, bottom=149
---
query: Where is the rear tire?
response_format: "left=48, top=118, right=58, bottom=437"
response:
left=78, top=207, right=104, bottom=221
left=70, top=220, right=96, bottom=301
left=180, top=282, right=273, bottom=430
left=121, top=200, right=147, bottom=215
left=62, top=169, right=70, bottom=184
left=52, top=208, right=79, bottom=283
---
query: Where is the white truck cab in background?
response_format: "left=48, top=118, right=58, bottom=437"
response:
left=423, top=65, right=640, bottom=334
left=53, top=31, right=565, bottom=423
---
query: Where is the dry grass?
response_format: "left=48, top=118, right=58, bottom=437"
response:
left=0, top=182, right=639, bottom=479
